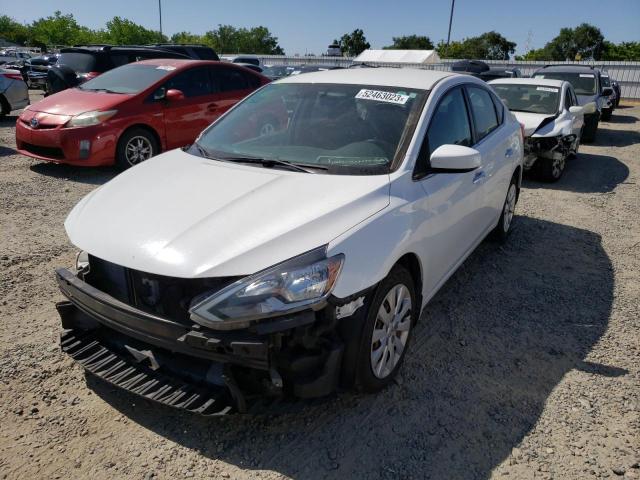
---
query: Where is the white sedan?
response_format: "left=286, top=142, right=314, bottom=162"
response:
left=56, top=68, right=523, bottom=413
left=490, top=78, right=591, bottom=181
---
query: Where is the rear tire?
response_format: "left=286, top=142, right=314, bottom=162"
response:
left=116, top=128, right=159, bottom=170
left=492, top=176, right=518, bottom=243
left=355, top=265, right=417, bottom=393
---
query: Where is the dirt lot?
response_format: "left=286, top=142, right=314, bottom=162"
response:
left=0, top=92, right=638, bottom=480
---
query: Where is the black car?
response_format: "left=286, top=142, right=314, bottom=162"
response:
left=144, top=44, right=219, bottom=61
left=289, top=64, right=344, bottom=75
left=450, top=59, right=520, bottom=81
left=22, top=54, right=59, bottom=89
left=261, top=65, right=294, bottom=80
left=45, top=45, right=189, bottom=95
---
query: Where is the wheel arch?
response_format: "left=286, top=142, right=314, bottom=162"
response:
left=118, top=123, right=163, bottom=154
left=394, top=252, right=424, bottom=318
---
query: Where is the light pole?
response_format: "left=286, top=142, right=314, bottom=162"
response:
left=158, top=0, right=163, bottom=41
left=446, top=0, right=455, bottom=56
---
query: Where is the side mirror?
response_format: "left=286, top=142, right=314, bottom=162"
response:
left=165, top=89, right=185, bottom=101
left=569, top=105, right=584, bottom=115
left=582, top=102, right=597, bottom=115
left=601, top=87, right=613, bottom=97
left=430, top=144, right=481, bottom=172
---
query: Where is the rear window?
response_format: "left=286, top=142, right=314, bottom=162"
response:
left=79, top=63, right=174, bottom=94
left=57, top=53, right=98, bottom=73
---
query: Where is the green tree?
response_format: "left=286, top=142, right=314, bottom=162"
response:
left=602, top=41, right=640, bottom=61
left=203, top=24, right=283, bottom=54
left=0, top=15, right=30, bottom=45
left=532, top=23, right=605, bottom=61
left=436, top=31, right=516, bottom=60
left=170, top=31, right=205, bottom=45
left=103, top=16, right=165, bottom=44
left=30, top=11, right=87, bottom=46
left=335, top=29, right=370, bottom=57
left=384, top=35, right=434, bottom=50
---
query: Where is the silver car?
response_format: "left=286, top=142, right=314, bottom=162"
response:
left=0, top=68, right=29, bottom=116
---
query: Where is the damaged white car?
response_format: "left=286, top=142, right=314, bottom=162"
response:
left=490, top=78, right=593, bottom=182
left=56, top=69, right=523, bottom=414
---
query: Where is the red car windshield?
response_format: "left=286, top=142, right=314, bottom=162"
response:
left=79, top=63, right=174, bottom=94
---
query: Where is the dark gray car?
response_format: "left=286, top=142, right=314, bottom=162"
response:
left=533, top=65, right=613, bottom=141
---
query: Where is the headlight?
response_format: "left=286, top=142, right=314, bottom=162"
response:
left=66, top=110, right=117, bottom=127
left=189, top=247, right=344, bottom=330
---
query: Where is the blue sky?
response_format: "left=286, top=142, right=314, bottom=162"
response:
left=2, top=0, right=639, bottom=55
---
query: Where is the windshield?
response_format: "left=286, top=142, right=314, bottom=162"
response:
left=492, top=84, right=560, bottom=115
left=57, top=53, right=98, bottom=73
left=79, top=63, right=173, bottom=94
left=533, top=72, right=596, bottom=96
left=194, top=83, right=426, bottom=175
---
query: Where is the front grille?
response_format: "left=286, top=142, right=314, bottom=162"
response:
left=21, top=142, right=65, bottom=159
left=85, top=255, right=240, bottom=325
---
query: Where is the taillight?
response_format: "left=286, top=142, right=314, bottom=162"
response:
left=2, top=72, right=23, bottom=81
left=78, top=71, right=100, bottom=83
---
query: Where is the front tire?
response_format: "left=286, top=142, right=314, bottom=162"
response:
left=355, top=265, right=417, bottom=392
left=582, top=114, right=599, bottom=143
left=116, top=128, right=159, bottom=169
left=538, top=154, right=566, bottom=182
left=601, top=108, right=612, bottom=121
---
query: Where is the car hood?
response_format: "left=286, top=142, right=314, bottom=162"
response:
left=512, top=111, right=557, bottom=137
left=28, top=88, right=127, bottom=116
left=65, top=149, right=391, bottom=278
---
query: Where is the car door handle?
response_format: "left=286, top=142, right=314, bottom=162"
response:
left=473, top=170, right=486, bottom=184
left=505, top=148, right=514, bottom=158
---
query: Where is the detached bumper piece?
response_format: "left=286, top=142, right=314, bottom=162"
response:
left=61, top=326, right=235, bottom=415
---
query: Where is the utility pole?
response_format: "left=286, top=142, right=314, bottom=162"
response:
left=446, top=0, right=456, bottom=56
left=158, top=0, right=163, bottom=41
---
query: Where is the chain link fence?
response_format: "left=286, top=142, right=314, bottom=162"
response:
left=252, top=55, right=640, bottom=100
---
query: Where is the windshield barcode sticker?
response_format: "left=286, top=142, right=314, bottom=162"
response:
left=580, top=74, right=594, bottom=78
left=355, top=89, right=410, bottom=105
left=537, top=87, right=559, bottom=92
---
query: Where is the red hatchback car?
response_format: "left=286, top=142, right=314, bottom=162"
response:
left=16, top=59, right=270, bottom=168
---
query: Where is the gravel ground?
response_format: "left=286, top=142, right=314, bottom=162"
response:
left=0, top=92, right=638, bottom=480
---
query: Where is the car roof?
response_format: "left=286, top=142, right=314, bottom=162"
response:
left=277, top=67, right=453, bottom=89
left=535, top=64, right=600, bottom=74
left=489, top=78, right=565, bottom=88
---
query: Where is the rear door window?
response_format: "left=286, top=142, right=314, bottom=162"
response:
left=165, top=66, right=212, bottom=97
left=216, top=67, right=250, bottom=92
left=467, top=86, right=499, bottom=142
left=57, top=52, right=97, bottom=73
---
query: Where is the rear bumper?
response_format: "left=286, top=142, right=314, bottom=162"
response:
left=56, top=268, right=349, bottom=412
left=15, top=117, right=118, bottom=166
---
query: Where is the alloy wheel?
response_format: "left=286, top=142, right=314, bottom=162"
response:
left=552, top=157, right=565, bottom=179
left=370, top=284, right=412, bottom=379
left=125, top=136, right=153, bottom=166
left=503, top=183, right=517, bottom=233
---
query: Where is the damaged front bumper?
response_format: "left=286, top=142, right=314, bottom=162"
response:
left=523, top=134, right=576, bottom=169
left=56, top=268, right=365, bottom=414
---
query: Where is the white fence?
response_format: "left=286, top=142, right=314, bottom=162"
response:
left=254, top=55, right=640, bottom=100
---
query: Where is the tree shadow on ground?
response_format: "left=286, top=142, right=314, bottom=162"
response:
left=524, top=152, right=629, bottom=194
left=88, top=215, right=616, bottom=479
left=29, top=162, right=118, bottom=185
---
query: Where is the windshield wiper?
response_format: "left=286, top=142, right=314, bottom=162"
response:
left=218, top=155, right=328, bottom=173
left=190, top=142, right=213, bottom=159
left=80, top=87, right=123, bottom=94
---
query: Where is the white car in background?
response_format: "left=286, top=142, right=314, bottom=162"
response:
left=490, top=78, right=591, bottom=182
left=56, top=69, right=523, bottom=414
